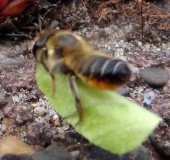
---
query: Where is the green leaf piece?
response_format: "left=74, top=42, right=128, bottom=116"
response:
left=36, top=64, right=161, bottom=154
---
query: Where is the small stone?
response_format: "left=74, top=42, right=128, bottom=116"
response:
left=52, top=115, right=60, bottom=126
left=1, top=124, right=6, bottom=132
left=116, top=86, right=130, bottom=96
left=145, top=43, right=150, bottom=50
left=34, top=107, right=45, bottom=116
left=140, top=67, right=169, bottom=87
left=70, top=150, right=80, bottom=157
left=130, top=66, right=139, bottom=73
left=115, top=44, right=119, bottom=48
left=138, top=41, right=142, bottom=46
left=166, top=48, right=170, bottom=57
left=61, top=119, right=70, bottom=130
left=0, top=110, right=4, bottom=120
left=49, top=109, right=56, bottom=116
left=142, top=89, right=155, bottom=108
left=156, top=48, right=161, bottom=51
left=32, top=103, right=40, bottom=108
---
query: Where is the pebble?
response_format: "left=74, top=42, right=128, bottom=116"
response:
left=115, top=44, right=119, bottom=48
left=140, top=67, right=169, bottom=87
left=31, top=144, right=76, bottom=160
left=166, top=48, right=170, bottom=57
left=34, top=107, right=46, bottom=116
left=116, top=86, right=130, bottom=96
left=130, top=66, right=139, bottom=73
left=32, top=103, right=40, bottom=108
left=142, top=89, right=155, bottom=108
left=137, top=41, right=142, bottom=46
left=156, top=48, right=161, bottom=51
left=70, top=150, right=80, bottom=157
left=0, top=124, right=6, bottom=132
left=52, top=115, right=60, bottom=126
left=0, top=110, right=4, bottom=120
left=144, top=43, right=150, bottom=50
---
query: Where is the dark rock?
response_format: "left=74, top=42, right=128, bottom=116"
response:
left=31, top=144, right=76, bottom=160
left=87, top=145, right=152, bottom=160
left=87, top=145, right=120, bottom=160
left=1, top=154, right=31, bottom=160
left=149, top=133, right=170, bottom=160
left=140, top=67, right=169, bottom=87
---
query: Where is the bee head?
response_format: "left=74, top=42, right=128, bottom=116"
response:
left=32, top=32, right=54, bottom=62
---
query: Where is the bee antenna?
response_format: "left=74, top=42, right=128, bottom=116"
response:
left=38, top=16, right=43, bottom=31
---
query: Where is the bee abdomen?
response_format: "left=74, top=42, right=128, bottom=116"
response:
left=80, top=56, right=131, bottom=86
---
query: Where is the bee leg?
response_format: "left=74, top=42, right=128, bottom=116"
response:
left=41, top=61, right=56, bottom=98
left=68, top=76, right=83, bottom=125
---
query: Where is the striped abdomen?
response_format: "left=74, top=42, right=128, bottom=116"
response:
left=74, top=55, right=132, bottom=90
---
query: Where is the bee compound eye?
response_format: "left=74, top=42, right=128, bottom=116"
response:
left=33, top=38, right=48, bottom=57
left=33, top=33, right=54, bottom=57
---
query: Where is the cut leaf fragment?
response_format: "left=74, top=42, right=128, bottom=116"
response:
left=36, top=64, right=161, bottom=154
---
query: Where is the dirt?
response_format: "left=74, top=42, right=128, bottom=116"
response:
left=0, top=0, right=170, bottom=160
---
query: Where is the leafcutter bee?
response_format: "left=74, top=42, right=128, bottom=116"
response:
left=33, top=30, right=132, bottom=123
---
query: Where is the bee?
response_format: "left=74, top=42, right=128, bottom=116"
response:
left=33, top=30, right=132, bottom=123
